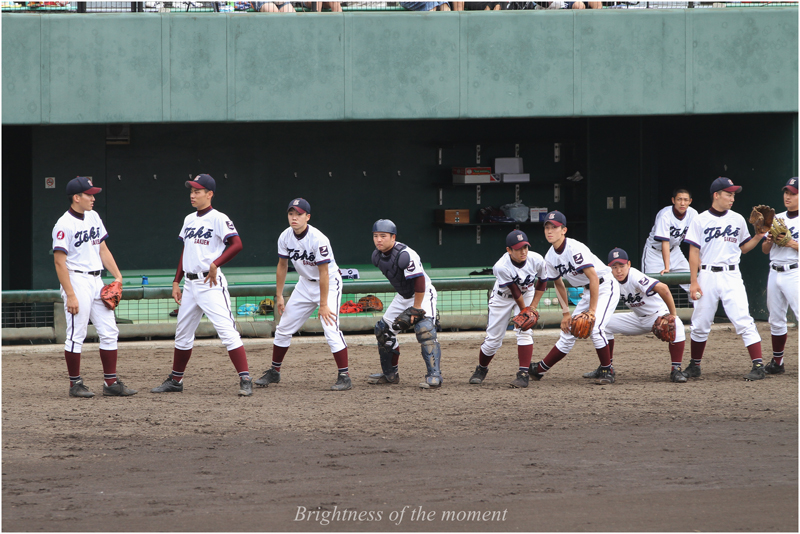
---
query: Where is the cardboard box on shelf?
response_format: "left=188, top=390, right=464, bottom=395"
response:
left=501, top=173, right=530, bottom=183
left=435, top=209, right=470, bottom=224
left=452, top=173, right=500, bottom=184
left=451, top=167, right=492, bottom=175
left=495, top=157, right=523, bottom=174
left=529, top=207, right=548, bottom=222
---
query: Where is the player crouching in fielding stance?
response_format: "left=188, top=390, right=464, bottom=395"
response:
left=760, top=177, right=799, bottom=375
left=530, top=211, right=620, bottom=385
left=684, top=177, right=768, bottom=381
left=151, top=174, right=253, bottom=396
left=254, top=199, right=351, bottom=391
left=583, top=247, right=687, bottom=383
left=469, top=230, right=547, bottom=388
left=368, top=220, right=443, bottom=389
left=53, top=177, right=137, bottom=398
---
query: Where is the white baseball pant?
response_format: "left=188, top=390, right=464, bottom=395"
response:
left=605, top=309, right=686, bottom=342
left=690, top=268, right=761, bottom=346
left=555, top=277, right=620, bottom=353
left=61, top=272, right=119, bottom=353
left=480, top=288, right=534, bottom=357
left=767, top=265, right=799, bottom=336
left=175, top=272, right=243, bottom=351
left=641, top=244, right=691, bottom=292
left=274, top=275, right=347, bottom=352
left=382, top=287, right=438, bottom=348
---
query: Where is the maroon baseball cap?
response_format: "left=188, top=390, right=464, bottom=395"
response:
left=287, top=198, right=311, bottom=214
left=608, top=247, right=629, bottom=265
left=710, top=177, right=742, bottom=194
left=544, top=210, right=567, bottom=227
left=185, top=174, right=216, bottom=193
left=506, top=230, right=530, bottom=250
left=66, top=176, right=102, bottom=196
left=783, top=177, right=798, bottom=194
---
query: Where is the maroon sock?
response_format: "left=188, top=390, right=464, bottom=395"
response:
left=669, top=340, right=685, bottom=367
left=272, top=345, right=289, bottom=368
left=772, top=334, right=788, bottom=354
left=608, top=339, right=615, bottom=358
left=172, top=348, right=193, bottom=379
left=333, top=348, right=348, bottom=371
left=517, top=345, right=533, bottom=369
left=228, top=346, right=249, bottom=375
left=690, top=340, right=706, bottom=361
left=65, top=351, right=81, bottom=383
left=478, top=350, right=494, bottom=367
left=99, top=349, right=118, bottom=386
left=541, top=346, right=568, bottom=370
left=595, top=344, right=612, bottom=367
left=391, top=349, right=400, bottom=368
left=746, top=342, right=763, bottom=362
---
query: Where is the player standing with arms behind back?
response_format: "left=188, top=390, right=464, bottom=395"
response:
left=641, top=188, right=697, bottom=293
left=760, top=177, right=799, bottom=375
left=52, top=177, right=138, bottom=398
left=151, top=174, right=253, bottom=397
left=683, top=177, right=768, bottom=381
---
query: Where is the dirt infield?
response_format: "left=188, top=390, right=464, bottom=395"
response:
left=3, top=322, right=797, bottom=532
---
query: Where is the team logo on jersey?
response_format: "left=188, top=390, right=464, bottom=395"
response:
left=513, top=274, right=535, bottom=289
left=319, top=246, right=329, bottom=257
left=74, top=226, right=102, bottom=248
left=573, top=253, right=584, bottom=264
left=286, top=248, right=316, bottom=264
left=226, top=221, right=234, bottom=230
left=554, top=262, right=578, bottom=278
left=703, top=225, right=739, bottom=243
left=407, top=260, right=416, bottom=272
left=185, top=226, right=213, bottom=245
left=670, top=226, right=688, bottom=240
left=57, top=231, right=65, bottom=240
left=638, top=277, right=649, bottom=286
left=622, top=292, right=644, bottom=307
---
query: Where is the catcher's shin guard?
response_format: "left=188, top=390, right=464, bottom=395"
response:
left=415, top=318, right=442, bottom=381
left=375, top=320, right=398, bottom=375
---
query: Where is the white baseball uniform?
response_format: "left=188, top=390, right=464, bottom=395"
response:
left=381, top=245, right=437, bottom=340
left=684, top=209, right=761, bottom=345
left=766, top=211, right=799, bottom=336
left=544, top=238, right=620, bottom=352
left=174, top=208, right=243, bottom=351
left=52, top=209, right=118, bottom=353
left=605, top=267, right=685, bottom=342
left=480, top=251, right=547, bottom=357
left=642, top=205, right=697, bottom=292
left=274, top=224, right=347, bottom=352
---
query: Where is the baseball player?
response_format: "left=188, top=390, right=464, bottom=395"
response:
left=760, top=177, right=799, bottom=375
left=642, top=188, right=697, bottom=293
left=529, top=211, right=621, bottom=384
left=254, top=199, right=351, bottom=391
left=684, top=177, right=768, bottom=381
left=469, top=230, right=547, bottom=388
left=368, top=219, right=442, bottom=389
left=151, top=174, right=253, bottom=396
left=52, top=177, right=137, bottom=398
left=582, top=247, right=688, bottom=383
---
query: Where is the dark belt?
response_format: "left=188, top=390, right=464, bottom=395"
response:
left=584, top=277, right=605, bottom=289
left=771, top=263, right=799, bottom=272
left=496, top=290, right=514, bottom=299
left=701, top=265, right=736, bottom=272
left=306, top=278, right=318, bottom=282
left=73, top=270, right=101, bottom=276
left=652, top=245, right=675, bottom=251
left=185, top=271, right=209, bottom=280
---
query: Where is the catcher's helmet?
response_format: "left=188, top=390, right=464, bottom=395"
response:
left=372, top=219, right=397, bottom=235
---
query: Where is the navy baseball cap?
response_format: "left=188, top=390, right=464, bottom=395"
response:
left=506, top=230, right=530, bottom=250
left=608, top=247, right=629, bottom=265
left=287, top=198, right=310, bottom=214
left=710, top=177, right=742, bottom=194
left=186, top=174, right=216, bottom=193
left=543, top=210, right=567, bottom=227
left=66, top=176, right=102, bottom=196
left=783, top=177, right=798, bottom=194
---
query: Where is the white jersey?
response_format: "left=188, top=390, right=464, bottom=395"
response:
left=277, top=224, right=339, bottom=280
left=544, top=238, right=611, bottom=287
left=644, top=206, right=697, bottom=250
left=492, top=251, right=547, bottom=294
left=684, top=209, right=751, bottom=266
left=399, top=245, right=434, bottom=291
left=178, top=208, right=239, bottom=274
left=616, top=267, right=668, bottom=317
left=769, top=211, right=799, bottom=266
left=52, top=209, right=108, bottom=272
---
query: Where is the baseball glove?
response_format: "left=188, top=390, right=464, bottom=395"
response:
left=749, top=205, right=775, bottom=234
left=770, top=217, right=793, bottom=246
left=569, top=311, right=595, bottom=339
left=358, top=295, right=384, bottom=312
left=100, top=281, right=122, bottom=310
left=651, top=313, right=677, bottom=343
left=257, top=298, right=274, bottom=315
left=392, top=306, right=426, bottom=331
left=512, top=306, right=539, bottom=330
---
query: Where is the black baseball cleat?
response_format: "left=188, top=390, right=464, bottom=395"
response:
left=331, top=372, right=353, bottom=391
left=151, top=376, right=183, bottom=393
left=238, top=377, right=253, bottom=397
left=682, top=361, right=701, bottom=378
left=670, top=367, right=688, bottom=383
left=367, top=371, right=399, bottom=384
left=509, top=370, right=529, bottom=388
left=764, top=359, right=785, bottom=375
left=103, top=380, right=138, bottom=396
left=744, top=362, right=766, bottom=381
left=583, top=366, right=602, bottom=379
left=596, top=368, right=615, bottom=385
left=254, top=368, right=281, bottom=387
left=528, top=362, right=544, bottom=381
left=69, top=379, right=95, bottom=398
left=469, top=365, right=488, bottom=385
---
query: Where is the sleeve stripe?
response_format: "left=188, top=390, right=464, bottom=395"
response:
left=684, top=239, right=701, bottom=249
left=645, top=280, right=659, bottom=296
left=740, top=236, right=753, bottom=246
left=316, top=259, right=331, bottom=265
left=406, top=273, right=424, bottom=279
left=499, top=281, right=514, bottom=288
left=53, top=247, right=68, bottom=254
left=654, top=236, right=669, bottom=242
left=278, top=254, right=289, bottom=259
left=223, top=232, right=239, bottom=242
left=99, top=234, right=109, bottom=243
left=575, top=263, right=594, bottom=272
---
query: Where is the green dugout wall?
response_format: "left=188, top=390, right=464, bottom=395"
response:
left=2, top=8, right=798, bottom=320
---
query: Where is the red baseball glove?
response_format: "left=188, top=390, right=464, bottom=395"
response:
left=512, top=306, right=539, bottom=331
left=569, top=311, right=595, bottom=339
left=651, top=313, right=677, bottom=342
left=100, top=281, right=122, bottom=310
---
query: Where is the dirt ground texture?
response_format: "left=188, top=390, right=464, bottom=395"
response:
left=2, top=322, right=797, bottom=532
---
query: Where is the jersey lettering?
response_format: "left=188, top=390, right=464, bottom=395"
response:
left=513, top=274, right=536, bottom=289
left=622, top=293, right=645, bottom=307
left=703, top=225, right=739, bottom=243
left=554, top=262, right=578, bottom=278
left=670, top=226, right=688, bottom=240
left=184, top=226, right=214, bottom=240
left=74, top=226, right=102, bottom=248
left=286, top=248, right=316, bottom=263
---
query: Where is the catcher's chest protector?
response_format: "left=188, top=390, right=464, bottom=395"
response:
left=372, top=243, right=415, bottom=299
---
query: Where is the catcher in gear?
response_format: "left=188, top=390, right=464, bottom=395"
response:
left=470, top=230, right=547, bottom=389
left=52, top=177, right=137, bottom=398
left=369, top=220, right=443, bottom=389
left=760, top=177, right=799, bottom=375
left=530, top=211, right=621, bottom=385
left=581, top=248, right=688, bottom=383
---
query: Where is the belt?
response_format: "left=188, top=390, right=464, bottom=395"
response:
left=185, top=271, right=209, bottom=280
left=771, top=263, right=799, bottom=272
left=652, top=245, right=676, bottom=251
left=73, top=270, right=101, bottom=276
left=584, top=277, right=605, bottom=289
left=496, top=290, right=514, bottom=299
left=306, top=278, right=318, bottom=282
left=701, top=265, right=736, bottom=272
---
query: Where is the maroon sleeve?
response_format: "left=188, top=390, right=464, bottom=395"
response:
left=173, top=249, right=184, bottom=284
left=414, top=276, right=425, bottom=293
left=213, top=235, right=243, bottom=268
left=535, top=279, right=547, bottom=292
left=509, top=284, right=522, bottom=300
